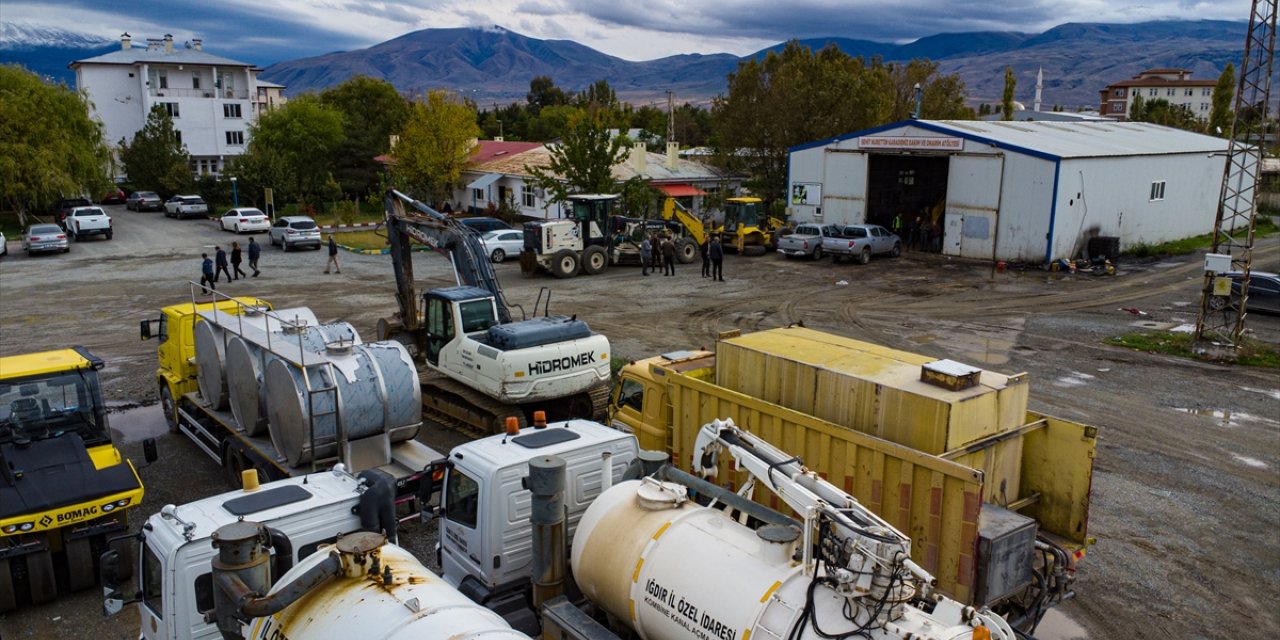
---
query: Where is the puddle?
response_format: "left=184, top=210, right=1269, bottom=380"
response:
left=1130, top=321, right=1178, bottom=330
left=1242, top=387, right=1280, bottom=401
left=108, top=404, right=169, bottom=443
left=1054, top=371, right=1095, bottom=388
left=1035, top=608, right=1090, bottom=639
left=1231, top=453, right=1268, bottom=468
left=1173, top=407, right=1273, bottom=429
left=1169, top=323, right=1197, bottom=334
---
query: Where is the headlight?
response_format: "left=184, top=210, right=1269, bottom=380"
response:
left=2, top=525, right=17, bottom=534
left=18, top=523, right=34, bottom=532
left=102, top=503, right=115, bottom=512
left=116, top=498, right=131, bottom=507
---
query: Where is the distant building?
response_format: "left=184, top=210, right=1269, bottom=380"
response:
left=1098, top=68, right=1217, bottom=121
left=980, top=109, right=1112, bottom=123
left=70, top=33, right=283, bottom=179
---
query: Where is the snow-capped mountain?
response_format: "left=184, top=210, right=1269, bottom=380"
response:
left=0, top=22, right=112, bottom=50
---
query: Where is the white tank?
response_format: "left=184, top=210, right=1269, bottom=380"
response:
left=243, top=541, right=530, bottom=640
left=223, top=311, right=342, bottom=436
left=572, top=480, right=1013, bottom=640
left=195, top=306, right=318, bottom=411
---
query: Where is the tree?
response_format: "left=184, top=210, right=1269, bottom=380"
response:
left=526, top=108, right=628, bottom=203
left=249, top=95, right=345, bottom=204
left=1128, top=94, right=1146, bottom=121
left=394, top=89, right=482, bottom=206
left=618, top=175, right=660, bottom=218
left=526, top=76, right=567, bottom=115
left=1130, top=97, right=1201, bottom=131
left=1209, top=63, right=1235, bottom=136
left=119, top=104, right=192, bottom=196
left=1001, top=66, right=1016, bottom=121
left=0, top=64, right=111, bottom=226
left=320, top=76, right=410, bottom=199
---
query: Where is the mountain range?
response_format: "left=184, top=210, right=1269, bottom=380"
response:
left=1, top=20, right=1245, bottom=110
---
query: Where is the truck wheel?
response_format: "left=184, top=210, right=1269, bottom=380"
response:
left=582, top=246, right=607, bottom=275
left=66, top=538, right=94, bottom=591
left=890, top=242, right=901, bottom=257
left=813, top=246, right=823, bottom=261
left=27, top=550, right=56, bottom=605
left=675, top=239, right=698, bottom=264
left=0, top=559, right=16, bottom=612
left=858, top=247, right=872, bottom=265
left=550, top=249, right=580, bottom=278
left=106, top=231, right=113, bottom=240
left=160, top=384, right=178, bottom=433
left=567, top=393, right=594, bottom=419
left=491, top=248, right=506, bottom=263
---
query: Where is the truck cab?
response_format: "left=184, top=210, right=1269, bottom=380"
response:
left=433, top=419, right=638, bottom=630
left=610, top=350, right=715, bottom=453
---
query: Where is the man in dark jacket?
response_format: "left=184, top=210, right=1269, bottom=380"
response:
left=214, top=246, right=231, bottom=282
left=230, top=242, right=246, bottom=280
left=660, top=235, right=676, bottom=276
left=247, top=237, right=261, bottom=277
left=200, top=253, right=216, bottom=293
left=324, top=235, right=341, bottom=274
left=700, top=237, right=711, bottom=278
left=710, top=236, right=725, bottom=281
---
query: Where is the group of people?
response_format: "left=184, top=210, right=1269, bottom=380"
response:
left=199, top=238, right=261, bottom=292
left=637, top=233, right=724, bottom=281
left=893, top=213, right=944, bottom=253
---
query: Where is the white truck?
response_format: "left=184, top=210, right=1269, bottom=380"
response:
left=65, top=206, right=113, bottom=241
left=776, top=223, right=841, bottom=260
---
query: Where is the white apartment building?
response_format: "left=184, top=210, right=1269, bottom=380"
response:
left=1097, top=68, right=1218, bottom=121
left=70, top=33, right=284, bottom=178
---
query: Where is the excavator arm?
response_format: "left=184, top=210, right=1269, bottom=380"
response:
left=660, top=197, right=710, bottom=244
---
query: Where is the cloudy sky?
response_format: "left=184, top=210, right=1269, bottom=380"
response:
left=4, top=0, right=1252, bottom=63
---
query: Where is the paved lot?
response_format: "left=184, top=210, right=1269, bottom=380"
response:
left=1, top=205, right=1278, bottom=639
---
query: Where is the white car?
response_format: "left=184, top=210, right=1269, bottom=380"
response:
left=219, top=207, right=270, bottom=234
left=479, top=229, right=524, bottom=263
left=0, top=230, right=7, bottom=257
left=164, top=195, right=208, bottom=219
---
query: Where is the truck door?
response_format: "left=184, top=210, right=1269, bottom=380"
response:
left=440, top=466, right=486, bottom=592
left=425, top=296, right=453, bottom=367
left=139, top=538, right=168, bottom=640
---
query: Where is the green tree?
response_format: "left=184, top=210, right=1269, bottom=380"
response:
left=527, top=104, right=580, bottom=141
left=526, top=108, right=628, bottom=202
left=225, top=144, right=289, bottom=207
left=1130, top=97, right=1201, bottom=131
left=395, top=89, right=482, bottom=206
left=618, top=175, right=660, bottom=217
left=1001, top=66, right=1016, bottom=120
left=526, top=76, right=567, bottom=115
left=1209, top=63, right=1235, bottom=136
left=885, top=59, right=973, bottom=121
left=249, top=95, right=345, bottom=204
left=119, top=104, right=192, bottom=196
left=0, top=65, right=111, bottom=225
left=320, top=76, right=410, bottom=199
left=1128, top=94, right=1146, bottom=121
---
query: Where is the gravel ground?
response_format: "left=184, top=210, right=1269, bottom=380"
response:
left=1, top=205, right=1277, bottom=639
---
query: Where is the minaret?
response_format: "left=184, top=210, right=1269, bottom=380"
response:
left=1034, top=66, right=1043, bottom=112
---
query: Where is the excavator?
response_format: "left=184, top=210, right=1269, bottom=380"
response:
left=379, top=189, right=612, bottom=434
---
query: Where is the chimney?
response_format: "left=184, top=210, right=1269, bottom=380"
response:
left=164, top=34, right=174, bottom=54
left=192, top=38, right=202, bottom=51
left=666, top=141, right=679, bottom=171
left=121, top=33, right=132, bottom=50
left=632, top=142, right=648, bottom=175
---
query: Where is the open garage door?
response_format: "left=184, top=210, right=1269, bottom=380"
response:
left=943, top=154, right=1004, bottom=259
left=866, top=155, right=949, bottom=229
left=820, top=151, right=868, bottom=224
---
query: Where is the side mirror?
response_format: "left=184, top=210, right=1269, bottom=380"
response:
left=418, top=461, right=446, bottom=522
left=139, top=319, right=152, bottom=340
left=100, top=549, right=125, bottom=616
left=143, top=438, right=158, bottom=464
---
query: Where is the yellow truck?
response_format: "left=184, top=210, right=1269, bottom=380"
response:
left=0, top=347, right=152, bottom=611
left=608, top=326, right=1096, bottom=631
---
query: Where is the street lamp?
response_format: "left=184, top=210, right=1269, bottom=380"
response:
left=230, top=176, right=238, bottom=207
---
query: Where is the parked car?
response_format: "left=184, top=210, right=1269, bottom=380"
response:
left=269, top=216, right=322, bottom=250
left=21, top=223, right=69, bottom=255
left=458, top=216, right=511, bottom=234
left=830, top=224, right=902, bottom=264
left=100, top=188, right=126, bottom=205
left=0, top=231, right=7, bottom=258
left=777, top=223, right=842, bottom=260
left=220, top=207, right=270, bottom=234
left=479, top=229, right=524, bottom=263
left=65, top=206, right=113, bottom=241
left=1211, top=271, right=1280, bottom=315
left=164, top=195, right=209, bottom=219
left=127, top=191, right=163, bottom=211
left=53, top=196, right=92, bottom=228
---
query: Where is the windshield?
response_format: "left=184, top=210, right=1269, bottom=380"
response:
left=290, top=220, right=317, bottom=230
left=458, top=300, right=496, bottom=333
left=0, top=370, right=108, bottom=446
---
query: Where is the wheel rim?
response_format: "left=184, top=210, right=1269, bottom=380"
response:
left=590, top=252, right=606, bottom=270
left=861, top=248, right=870, bottom=263
left=160, top=385, right=177, bottom=432
left=493, top=249, right=505, bottom=262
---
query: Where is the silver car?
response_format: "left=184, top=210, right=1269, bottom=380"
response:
left=269, top=216, right=322, bottom=251
left=480, top=229, right=524, bottom=263
left=835, top=224, right=902, bottom=264
left=21, top=223, right=69, bottom=256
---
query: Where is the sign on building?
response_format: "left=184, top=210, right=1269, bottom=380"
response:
left=791, top=182, right=822, bottom=205
left=857, top=136, right=963, bottom=151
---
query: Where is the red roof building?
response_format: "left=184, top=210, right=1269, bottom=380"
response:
left=1098, top=69, right=1219, bottom=121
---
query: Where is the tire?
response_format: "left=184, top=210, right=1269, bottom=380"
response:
left=159, top=384, right=178, bottom=433
left=28, top=550, right=56, bottom=605
left=812, top=246, right=823, bottom=261
left=582, top=246, right=607, bottom=275
left=550, top=249, right=580, bottom=278
left=66, top=538, right=94, bottom=591
left=235, top=224, right=241, bottom=234
left=675, top=239, right=698, bottom=264
left=491, top=248, right=506, bottom=263
left=0, top=559, right=16, bottom=612
left=106, top=231, right=113, bottom=240
left=567, top=393, right=594, bottom=419
left=858, top=247, right=871, bottom=265
left=224, top=446, right=247, bottom=487
left=68, top=229, right=76, bottom=242
left=890, top=242, right=901, bottom=257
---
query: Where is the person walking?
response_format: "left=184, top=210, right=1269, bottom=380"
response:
left=710, top=236, right=724, bottom=282
left=230, top=242, right=246, bottom=280
left=200, top=253, right=216, bottom=293
left=640, top=236, right=652, bottom=276
left=700, top=237, right=711, bottom=278
left=214, top=246, right=231, bottom=283
left=247, top=237, right=261, bottom=277
left=660, top=235, right=676, bottom=276
left=324, top=235, right=341, bottom=274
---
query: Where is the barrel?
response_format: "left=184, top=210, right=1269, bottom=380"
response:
left=263, top=341, right=420, bottom=466
left=225, top=318, right=355, bottom=436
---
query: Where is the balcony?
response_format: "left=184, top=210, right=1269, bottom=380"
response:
left=150, top=88, right=248, bottom=100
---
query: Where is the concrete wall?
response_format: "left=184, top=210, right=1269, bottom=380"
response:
left=78, top=65, right=146, bottom=152
left=994, top=154, right=1057, bottom=263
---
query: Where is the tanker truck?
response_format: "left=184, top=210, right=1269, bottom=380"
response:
left=141, top=291, right=439, bottom=503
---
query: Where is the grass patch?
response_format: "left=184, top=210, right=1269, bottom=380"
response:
left=1124, top=216, right=1279, bottom=258
left=331, top=229, right=390, bottom=251
left=1106, top=331, right=1280, bottom=368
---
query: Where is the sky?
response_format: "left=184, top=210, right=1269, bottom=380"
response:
left=2, top=0, right=1253, bottom=64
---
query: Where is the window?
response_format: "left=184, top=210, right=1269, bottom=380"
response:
left=158, top=70, right=168, bottom=89
left=1202, top=88, right=1212, bottom=96
left=192, top=72, right=200, bottom=90
left=1113, top=89, right=1124, bottom=97
left=472, top=188, right=484, bottom=202
left=157, top=314, right=169, bottom=344
left=617, top=378, right=644, bottom=412
left=521, top=185, right=535, bottom=208
left=194, top=573, right=214, bottom=616
left=1148, top=88, right=1157, bottom=96
left=458, top=299, right=496, bottom=333
left=174, top=130, right=181, bottom=146
left=1201, top=103, right=1210, bottom=111
left=223, top=103, right=242, bottom=118
left=163, top=102, right=180, bottom=118
left=142, top=543, right=164, bottom=619
left=897, top=169, right=915, bottom=186
left=1150, top=181, right=1166, bottom=201
left=1185, top=89, right=1194, bottom=96
left=1112, top=103, right=1125, bottom=113
left=225, top=131, right=244, bottom=145
left=1166, top=88, right=1175, bottom=96
left=444, top=468, right=479, bottom=529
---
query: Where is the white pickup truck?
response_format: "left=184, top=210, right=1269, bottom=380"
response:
left=776, top=223, right=841, bottom=260
left=65, top=206, right=113, bottom=241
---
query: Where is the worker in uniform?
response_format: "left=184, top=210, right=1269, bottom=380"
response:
left=891, top=212, right=903, bottom=238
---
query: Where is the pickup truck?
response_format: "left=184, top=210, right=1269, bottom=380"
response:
left=777, top=223, right=841, bottom=260
left=827, top=223, right=902, bottom=264
left=65, top=206, right=113, bottom=240
left=164, top=195, right=208, bottom=219
left=54, top=196, right=92, bottom=229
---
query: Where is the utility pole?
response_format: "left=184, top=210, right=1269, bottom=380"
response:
left=1195, top=0, right=1277, bottom=348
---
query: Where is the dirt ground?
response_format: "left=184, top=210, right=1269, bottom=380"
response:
left=1, top=205, right=1277, bottom=639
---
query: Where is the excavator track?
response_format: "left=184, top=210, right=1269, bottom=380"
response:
left=418, top=370, right=611, bottom=439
